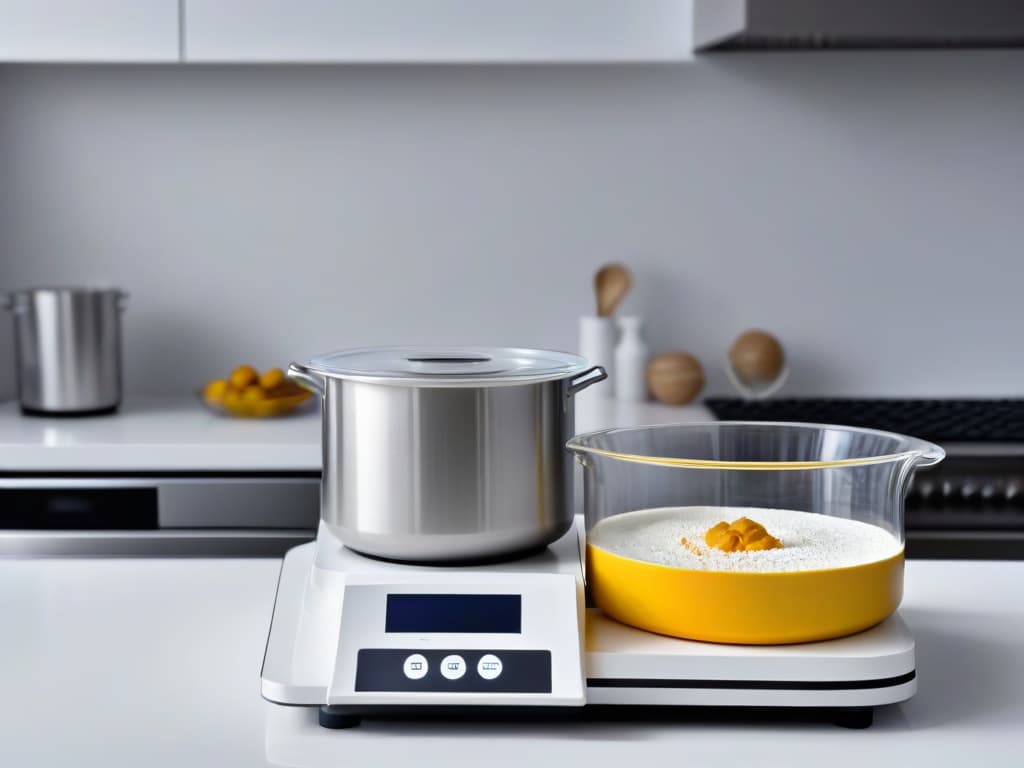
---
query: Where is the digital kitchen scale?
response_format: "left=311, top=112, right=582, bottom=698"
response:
left=261, top=518, right=916, bottom=730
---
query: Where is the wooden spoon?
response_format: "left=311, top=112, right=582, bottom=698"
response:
left=594, top=263, right=632, bottom=317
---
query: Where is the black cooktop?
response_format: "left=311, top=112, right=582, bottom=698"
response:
left=703, top=398, right=1024, bottom=443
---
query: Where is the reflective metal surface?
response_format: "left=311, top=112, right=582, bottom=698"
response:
left=0, top=475, right=319, bottom=530
left=6, top=287, right=126, bottom=414
left=0, top=529, right=314, bottom=557
left=326, top=378, right=572, bottom=562
left=0, top=474, right=319, bottom=556
left=292, top=357, right=606, bottom=563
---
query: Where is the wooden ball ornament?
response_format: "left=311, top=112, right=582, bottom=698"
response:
left=646, top=352, right=705, bottom=405
left=728, top=330, right=785, bottom=386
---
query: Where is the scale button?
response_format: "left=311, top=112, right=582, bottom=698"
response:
left=402, top=653, right=429, bottom=680
left=440, top=654, right=466, bottom=680
left=477, top=654, right=503, bottom=680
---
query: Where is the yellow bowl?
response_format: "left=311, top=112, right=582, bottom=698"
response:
left=587, top=542, right=904, bottom=645
left=200, top=390, right=313, bottom=419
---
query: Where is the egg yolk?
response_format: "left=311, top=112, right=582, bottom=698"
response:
left=703, top=517, right=783, bottom=552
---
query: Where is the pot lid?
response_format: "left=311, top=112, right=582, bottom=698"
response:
left=304, top=346, right=591, bottom=386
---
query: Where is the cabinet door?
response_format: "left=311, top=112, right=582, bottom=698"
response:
left=184, top=0, right=697, bottom=62
left=0, top=0, right=179, bottom=62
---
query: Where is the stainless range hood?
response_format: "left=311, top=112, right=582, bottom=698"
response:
left=709, top=0, right=1024, bottom=50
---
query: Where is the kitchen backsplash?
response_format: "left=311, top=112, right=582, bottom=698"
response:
left=1, top=51, right=1022, bottom=398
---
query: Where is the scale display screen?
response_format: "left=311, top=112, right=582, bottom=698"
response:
left=385, top=594, right=521, bottom=633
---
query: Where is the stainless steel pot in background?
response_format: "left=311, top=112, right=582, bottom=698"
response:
left=4, top=287, right=127, bottom=415
left=289, top=347, right=606, bottom=563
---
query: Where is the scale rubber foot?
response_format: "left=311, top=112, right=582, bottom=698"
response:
left=319, top=706, right=362, bottom=729
left=834, top=707, right=873, bottom=729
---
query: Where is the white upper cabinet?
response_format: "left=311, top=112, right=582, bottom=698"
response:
left=0, top=0, right=180, bottom=62
left=183, top=0, right=744, bottom=63
left=3, top=1, right=1023, bottom=64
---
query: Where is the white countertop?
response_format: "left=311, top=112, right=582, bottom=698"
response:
left=0, top=556, right=1020, bottom=767
left=0, top=397, right=322, bottom=472
left=0, top=395, right=711, bottom=473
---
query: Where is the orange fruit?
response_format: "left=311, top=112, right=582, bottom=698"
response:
left=229, top=365, right=258, bottom=390
left=259, top=368, right=286, bottom=390
left=242, top=385, right=266, bottom=402
left=203, top=379, right=228, bottom=403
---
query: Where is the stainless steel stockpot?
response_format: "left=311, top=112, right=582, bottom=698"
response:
left=289, top=347, right=606, bottom=563
left=4, top=287, right=127, bottom=415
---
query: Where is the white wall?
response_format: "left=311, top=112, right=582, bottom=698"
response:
left=1, top=52, right=1022, bottom=398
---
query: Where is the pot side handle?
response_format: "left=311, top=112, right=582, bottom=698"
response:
left=288, top=362, right=326, bottom=397
left=567, top=365, right=608, bottom=397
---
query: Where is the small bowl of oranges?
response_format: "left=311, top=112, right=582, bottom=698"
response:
left=201, top=365, right=314, bottom=418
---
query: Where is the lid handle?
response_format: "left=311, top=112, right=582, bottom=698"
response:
left=403, top=353, right=505, bottom=376
left=405, top=355, right=492, bottom=365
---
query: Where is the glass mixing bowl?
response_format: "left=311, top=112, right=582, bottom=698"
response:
left=567, top=422, right=944, bottom=644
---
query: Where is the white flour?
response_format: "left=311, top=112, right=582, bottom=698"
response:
left=588, top=506, right=901, bottom=573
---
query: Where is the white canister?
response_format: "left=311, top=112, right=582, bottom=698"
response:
left=614, top=316, right=648, bottom=402
left=578, top=316, right=616, bottom=396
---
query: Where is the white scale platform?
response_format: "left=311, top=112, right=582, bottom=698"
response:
left=262, top=519, right=916, bottom=726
